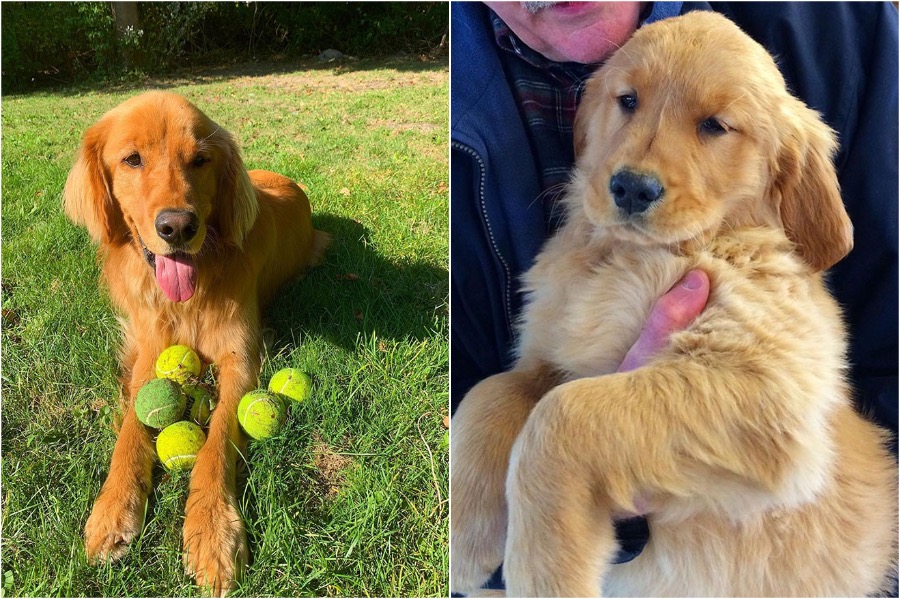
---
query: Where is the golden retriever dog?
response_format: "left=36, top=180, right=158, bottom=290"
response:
left=64, top=91, right=328, bottom=595
left=451, top=12, right=897, bottom=597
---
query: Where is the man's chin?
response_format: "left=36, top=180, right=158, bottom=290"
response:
left=533, top=4, right=643, bottom=64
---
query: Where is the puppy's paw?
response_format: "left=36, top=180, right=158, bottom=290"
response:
left=450, top=482, right=507, bottom=594
left=84, top=486, right=147, bottom=564
left=183, top=490, right=248, bottom=597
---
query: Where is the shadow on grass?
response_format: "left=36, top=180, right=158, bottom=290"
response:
left=2, top=55, right=449, bottom=99
left=264, top=212, right=448, bottom=352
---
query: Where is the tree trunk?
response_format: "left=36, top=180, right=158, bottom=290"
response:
left=111, top=2, right=141, bottom=70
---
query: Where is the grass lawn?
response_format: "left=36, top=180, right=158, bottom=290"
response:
left=1, top=57, right=448, bottom=597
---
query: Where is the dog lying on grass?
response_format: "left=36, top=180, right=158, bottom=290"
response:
left=65, top=91, right=329, bottom=595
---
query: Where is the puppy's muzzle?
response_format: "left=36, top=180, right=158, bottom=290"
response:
left=609, top=169, right=664, bottom=215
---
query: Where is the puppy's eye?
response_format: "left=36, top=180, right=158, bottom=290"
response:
left=618, top=94, right=638, bottom=113
left=700, top=117, right=727, bottom=135
left=123, top=153, right=142, bottom=168
left=191, top=155, right=210, bottom=168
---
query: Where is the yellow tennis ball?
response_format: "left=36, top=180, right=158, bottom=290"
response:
left=155, top=345, right=201, bottom=384
left=268, top=368, right=312, bottom=403
left=135, top=378, right=187, bottom=429
left=184, top=383, right=213, bottom=426
left=156, top=421, right=206, bottom=471
left=237, top=390, right=286, bottom=440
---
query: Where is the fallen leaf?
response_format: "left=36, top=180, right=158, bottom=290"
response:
left=2, top=309, right=20, bottom=327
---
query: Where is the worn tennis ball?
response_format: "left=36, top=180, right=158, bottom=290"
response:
left=135, top=378, right=187, bottom=429
left=184, top=383, right=213, bottom=426
left=237, top=390, right=286, bottom=440
left=156, top=421, right=206, bottom=471
left=268, top=368, right=312, bottom=403
left=155, top=344, right=201, bottom=384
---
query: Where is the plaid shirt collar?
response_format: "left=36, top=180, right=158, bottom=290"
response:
left=488, top=8, right=597, bottom=229
left=489, top=9, right=596, bottom=86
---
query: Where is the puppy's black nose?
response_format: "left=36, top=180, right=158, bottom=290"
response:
left=155, top=210, right=199, bottom=245
left=609, top=169, right=664, bottom=215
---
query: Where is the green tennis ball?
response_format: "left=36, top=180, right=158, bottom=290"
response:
left=237, top=390, right=286, bottom=440
left=155, top=344, right=201, bottom=384
left=135, top=378, right=187, bottom=429
left=156, top=421, right=206, bottom=471
left=184, top=383, right=213, bottom=426
left=268, top=368, right=312, bottom=403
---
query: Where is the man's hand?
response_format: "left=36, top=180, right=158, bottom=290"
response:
left=618, top=270, right=710, bottom=372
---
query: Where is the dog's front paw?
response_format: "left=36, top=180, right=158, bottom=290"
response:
left=183, top=490, right=248, bottom=597
left=84, top=485, right=147, bottom=564
left=450, top=470, right=508, bottom=594
left=450, top=507, right=506, bottom=594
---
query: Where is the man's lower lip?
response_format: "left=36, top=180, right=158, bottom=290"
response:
left=546, top=2, right=594, bottom=16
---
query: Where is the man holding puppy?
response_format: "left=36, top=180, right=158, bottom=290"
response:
left=451, top=0, right=897, bottom=589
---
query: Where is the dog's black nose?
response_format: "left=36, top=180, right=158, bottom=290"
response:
left=609, top=169, right=664, bottom=215
left=155, top=210, right=199, bottom=245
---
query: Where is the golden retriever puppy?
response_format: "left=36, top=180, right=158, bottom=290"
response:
left=64, top=91, right=329, bottom=595
left=451, top=12, right=897, bottom=597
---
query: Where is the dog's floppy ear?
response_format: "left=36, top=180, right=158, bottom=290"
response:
left=63, top=119, right=125, bottom=245
left=573, top=76, right=605, bottom=159
left=211, top=126, right=258, bottom=248
left=771, top=99, right=853, bottom=272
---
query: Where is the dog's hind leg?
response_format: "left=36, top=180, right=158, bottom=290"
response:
left=451, top=363, right=561, bottom=595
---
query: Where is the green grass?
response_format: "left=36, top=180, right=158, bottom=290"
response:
left=1, top=57, right=448, bottom=597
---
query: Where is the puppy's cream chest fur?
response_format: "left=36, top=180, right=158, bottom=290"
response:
left=516, top=234, right=688, bottom=379
left=514, top=224, right=839, bottom=383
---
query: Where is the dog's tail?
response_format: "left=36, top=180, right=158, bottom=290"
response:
left=308, top=229, right=331, bottom=267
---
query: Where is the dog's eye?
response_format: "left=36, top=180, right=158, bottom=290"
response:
left=618, top=94, right=638, bottom=113
left=123, top=153, right=143, bottom=168
left=191, top=155, right=210, bottom=168
left=700, top=117, right=727, bottom=135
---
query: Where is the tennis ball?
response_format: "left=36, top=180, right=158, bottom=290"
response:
left=156, top=421, right=206, bottom=471
left=135, top=378, right=187, bottom=429
left=268, top=368, right=312, bottom=403
left=184, top=383, right=213, bottom=426
left=155, top=344, right=201, bottom=384
left=237, top=390, right=286, bottom=440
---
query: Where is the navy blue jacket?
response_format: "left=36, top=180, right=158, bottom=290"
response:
left=451, top=2, right=898, bottom=440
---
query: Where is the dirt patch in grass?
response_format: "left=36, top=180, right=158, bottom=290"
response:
left=310, top=432, right=354, bottom=500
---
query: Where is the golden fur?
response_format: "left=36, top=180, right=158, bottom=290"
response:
left=451, top=12, right=897, bottom=597
left=65, top=91, right=328, bottom=595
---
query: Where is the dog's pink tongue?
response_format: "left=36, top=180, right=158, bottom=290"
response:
left=155, top=254, right=197, bottom=302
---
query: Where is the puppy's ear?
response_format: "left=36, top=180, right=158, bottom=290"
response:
left=573, top=76, right=605, bottom=159
left=63, top=120, right=125, bottom=245
left=212, top=127, right=258, bottom=248
left=771, top=99, right=853, bottom=271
